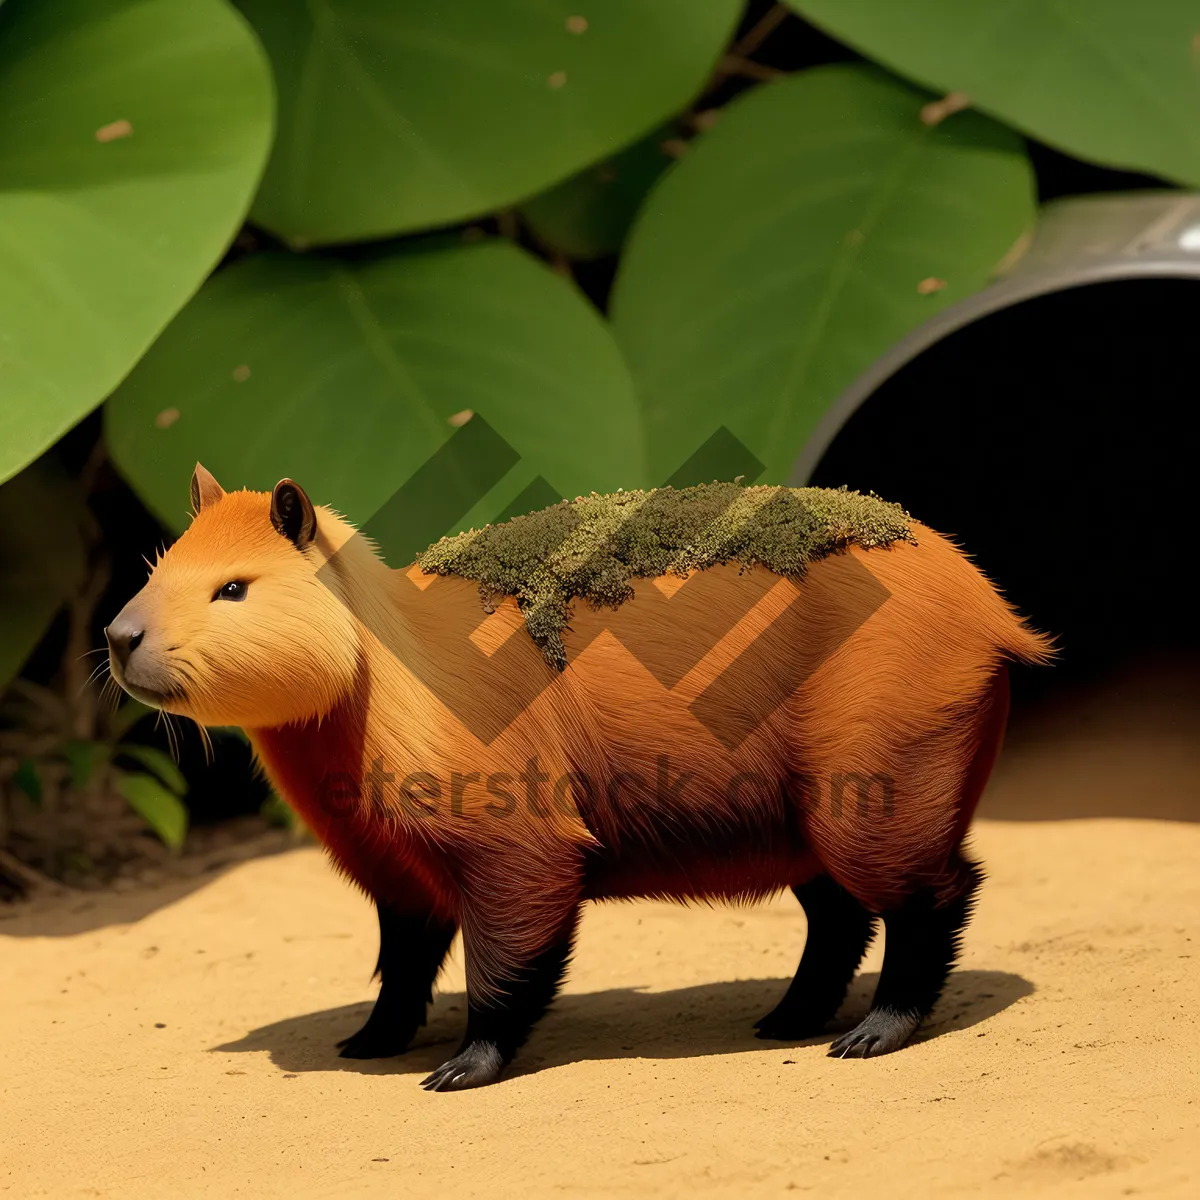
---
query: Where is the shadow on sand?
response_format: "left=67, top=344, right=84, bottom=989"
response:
left=214, top=968, right=1033, bottom=1081
left=0, top=842, right=297, bottom=938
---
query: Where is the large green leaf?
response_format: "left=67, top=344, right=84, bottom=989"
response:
left=106, top=240, right=647, bottom=557
left=610, top=65, right=1035, bottom=484
left=0, top=463, right=87, bottom=688
left=233, top=0, right=742, bottom=245
left=0, top=0, right=274, bottom=486
left=790, top=0, right=1200, bottom=185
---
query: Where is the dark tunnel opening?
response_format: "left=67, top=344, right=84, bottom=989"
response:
left=811, top=278, right=1200, bottom=821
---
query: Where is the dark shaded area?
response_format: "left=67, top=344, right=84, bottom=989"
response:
left=811, top=277, right=1200, bottom=825
left=813, top=278, right=1200, bottom=701
left=1027, top=140, right=1163, bottom=204
left=214, top=968, right=1032, bottom=1079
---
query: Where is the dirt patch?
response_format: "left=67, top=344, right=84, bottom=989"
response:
left=1, top=810, right=1196, bottom=1198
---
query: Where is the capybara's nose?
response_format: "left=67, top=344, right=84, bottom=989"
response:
left=105, top=620, right=145, bottom=670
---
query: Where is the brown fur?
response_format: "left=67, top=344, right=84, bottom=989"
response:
left=109, top=475, right=1052, bottom=1006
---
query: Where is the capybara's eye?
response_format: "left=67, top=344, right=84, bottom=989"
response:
left=213, top=580, right=248, bottom=603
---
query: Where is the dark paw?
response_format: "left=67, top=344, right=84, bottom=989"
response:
left=753, top=1006, right=829, bottom=1041
left=827, top=1008, right=920, bottom=1059
left=336, top=1019, right=416, bottom=1060
left=420, top=1040, right=506, bottom=1091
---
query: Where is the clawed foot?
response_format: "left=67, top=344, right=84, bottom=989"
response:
left=827, top=1008, right=920, bottom=1058
left=336, top=1018, right=416, bottom=1060
left=420, top=1040, right=505, bottom=1091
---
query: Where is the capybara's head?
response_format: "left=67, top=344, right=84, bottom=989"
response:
left=106, top=465, right=360, bottom=728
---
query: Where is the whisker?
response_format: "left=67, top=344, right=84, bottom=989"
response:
left=84, top=660, right=110, bottom=690
left=167, top=714, right=183, bottom=763
left=77, top=658, right=112, bottom=699
left=99, top=677, right=122, bottom=716
left=195, top=721, right=214, bottom=765
left=155, top=710, right=176, bottom=761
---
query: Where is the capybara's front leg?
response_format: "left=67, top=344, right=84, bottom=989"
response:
left=421, top=903, right=580, bottom=1092
left=756, top=875, right=877, bottom=1041
left=828, top=854, right=983, bottom=1058
left=338, top=902, right=457, bottom=1059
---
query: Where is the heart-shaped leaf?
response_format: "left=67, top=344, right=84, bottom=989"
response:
left=233, top=0, right=742, bottom=245
left=106, top=240, right=646, bottom=560
left=611, top=65, right=1035, bottom=483
left=0, top=0, right=274, bottom=486
left=789, top=0, right=1200, bottom=185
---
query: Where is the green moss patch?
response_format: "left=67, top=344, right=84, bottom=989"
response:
left=416, top=483, right=913, bottom=671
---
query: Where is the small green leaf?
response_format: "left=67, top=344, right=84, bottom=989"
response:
left=115, top=771, right=189, bottom=852
left=118, top=745, right=188, bottom=796
left=12, top=759, right=43, bottom=805
left=62, top=739, right=112, bottom=790
left=521, top=129, right=676, bottom=260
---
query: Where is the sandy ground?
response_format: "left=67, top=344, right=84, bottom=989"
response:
left=3, top=662, right=1199, bottom=1198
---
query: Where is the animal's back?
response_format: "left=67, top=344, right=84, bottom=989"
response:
left=535, top=521, right=1048, bottom=910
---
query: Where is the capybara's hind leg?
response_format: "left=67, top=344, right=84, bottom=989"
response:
left=756, top=876, right=876, bottom=1040
left=421, top=904, right=580, bottom=1092
left=829, top=853, right=983, bottom=1058
left=338, top=902, right=457, bottom=1059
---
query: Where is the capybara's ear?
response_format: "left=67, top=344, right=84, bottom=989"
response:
left=190, top=463, right=225, bottom=513
left=270, top=478, right=317, bottom=550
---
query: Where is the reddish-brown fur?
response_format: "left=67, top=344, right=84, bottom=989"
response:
left=107, top=469, right=1052, bottom=1080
